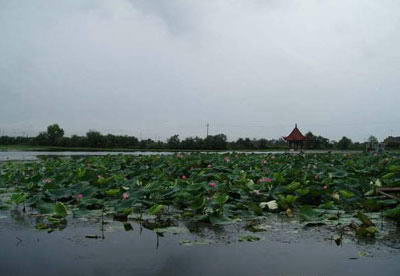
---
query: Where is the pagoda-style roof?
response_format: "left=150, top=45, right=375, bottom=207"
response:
left=284, top=124, right=306, bottom=141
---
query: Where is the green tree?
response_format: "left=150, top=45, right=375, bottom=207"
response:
left=34, top=132, right=49, bottom=146
left=204, top=134, right=227, bottom=150
left=70, top=135, right=86, bottom=147
left=167, top=134, right=180, bottom=149
left=305, top=131, right=315, bottom=149
left=337, top=136, right=352, bottom=150
left=315, top=135, right=330, bottom=149
left=368, top=136, right=378, bottom=144
left=46, top=124, right=64, bottom=145
left=86, top=130, right=103, bottom=148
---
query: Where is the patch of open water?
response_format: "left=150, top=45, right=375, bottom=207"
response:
left=0, top=210, right=399, bottom=276
left=0, top=150, right=355, bottom=162
left=0, top=151, right=175, bottom=162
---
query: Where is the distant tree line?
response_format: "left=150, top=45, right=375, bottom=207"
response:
left=383, top=136, right=400, bottom=149
left=0, top=124, right=395, bottom=151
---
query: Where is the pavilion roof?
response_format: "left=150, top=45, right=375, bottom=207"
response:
left=284, top=124, right=306, bottom=141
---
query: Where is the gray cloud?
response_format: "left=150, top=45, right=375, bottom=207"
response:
left=128, top=0, right=201, bottom=35
left=1, top=0, right=400, bottom=141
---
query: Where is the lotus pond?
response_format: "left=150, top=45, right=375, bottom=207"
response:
left=0, top=152, right=400, bottom=275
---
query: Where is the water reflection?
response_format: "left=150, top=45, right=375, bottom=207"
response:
left=0, top=209, right=399, bottom=276
left=0, top=151, right=174, bottom=161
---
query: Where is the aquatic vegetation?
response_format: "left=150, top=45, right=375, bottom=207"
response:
left=179, top=239, right=213, bottom=246
left=239, top=235, right=262, bottom=242
left=0, top=152, right=399, bottom=236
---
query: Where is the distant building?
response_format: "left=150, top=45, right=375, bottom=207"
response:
left=384, top=136, right=400, bottom=149
left=284, top=124, right=306, bottom=150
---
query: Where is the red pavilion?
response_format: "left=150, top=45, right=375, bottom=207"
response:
left=284, top=124, right=306, bottom=150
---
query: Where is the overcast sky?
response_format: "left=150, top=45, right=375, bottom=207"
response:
left=1, top=0, right=400, bottom=142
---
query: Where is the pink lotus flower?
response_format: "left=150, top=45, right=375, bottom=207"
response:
left=323, top=185, right=328, bottom=190
left=259, top=177, right=273, bottom=183
left=181, top=175, right=187, bottom=180
left=76, top=194, right=84, bottom=200
left=207, top=164, right=213, bottom=168
left=43, top=178, right=52, bottom=184
left=208, top=182, right=217, bottom=188
left=122, top=192, right=129, bottom=200
left=262, top=160, right=267, bottom=164
left=224, top=157, right=230, bottom=162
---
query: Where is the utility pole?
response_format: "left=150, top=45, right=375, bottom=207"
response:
left=206, top=123, right=209, bottom=137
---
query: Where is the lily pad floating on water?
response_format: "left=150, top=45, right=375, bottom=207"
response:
left=246, top=222, right=271, bottom=232
left=238, top=235, right=262, bottom=242
left=303, top=221, right=327, bottom=228
left=383, top=206, right=400, bottom=219
left=0, top=203, right=10, bottom=210
left=355, top=212, right=374, bottom=227
left=1, top=152, right=400, bottom=239
left=10, top=193, right=28, bottom=205
left=179, top=239, right=213, bottom=246
left=153, top=226, right=188, bottom=235
left=355, top=226, right=379, bottom=238
left=123, top=223, right=133, bottom=231
left=299, top=206, right=324, bottom=222
left=148, top=204, right=165, bottom=215
left=85, top=235, right=102, bottom=239
left=54, top=202, right=68, bottom=218
left=36, top=223, right=50, bottom=230
left=128, top=213, right=157, bottom=221
left=208, top=215, right=238, bottom=225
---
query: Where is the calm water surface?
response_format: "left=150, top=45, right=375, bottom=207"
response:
left=0, top=151, right=174, bottom=161
left=0, top=210, right=399, bottom=276
left=0, top=151, right=288, bottom=161
left=1, top=150, right=398, bottom=275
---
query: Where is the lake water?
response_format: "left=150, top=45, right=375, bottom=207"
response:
left=0, top=210, right=399, bottom=276
left=0, top=150, right=289, bottom=162
left=2, top=150, right=397, bottom=275
left=0, top=151, right=175, bottom=161
left=0, top=150, right=359, bottom=162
